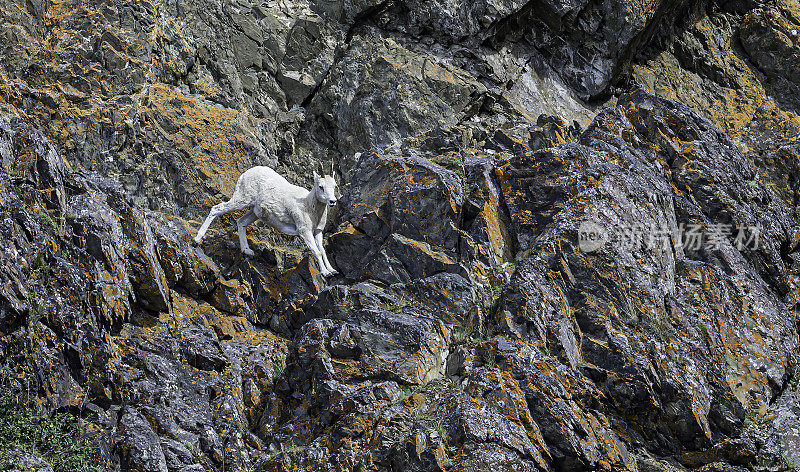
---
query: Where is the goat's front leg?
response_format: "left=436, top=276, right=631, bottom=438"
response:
left=315, top=231, right=337, bottom=275
left=300, top=230, right=332, bottom=277
left=236, top=209, right=259, bottom=257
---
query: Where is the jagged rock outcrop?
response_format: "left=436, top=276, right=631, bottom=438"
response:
left=0, top=0, right=799, bottom=471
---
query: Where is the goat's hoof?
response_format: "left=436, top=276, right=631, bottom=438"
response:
left=242, top=248, right=255, bottom=257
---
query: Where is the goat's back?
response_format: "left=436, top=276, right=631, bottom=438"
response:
left=235, top=166, right=308, bottom=204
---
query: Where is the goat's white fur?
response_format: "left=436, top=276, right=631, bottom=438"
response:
left=194, top=166, right=339, bottom=276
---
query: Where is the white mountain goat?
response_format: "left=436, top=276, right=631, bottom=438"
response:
left=193, top=167, right=339, bottom=276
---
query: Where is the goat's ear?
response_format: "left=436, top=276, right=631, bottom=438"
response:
left=313, top=170, right=320, bottom=183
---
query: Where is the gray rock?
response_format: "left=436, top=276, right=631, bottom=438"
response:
left=747, top=386, right=800, bottom=471
left=147, top=211, right=220, bottom=297
left=498, top=89, right=797, bottom=461
left=2, top=448, right=54, bottom=472
left=740, top=7, right=800, bottom=110
left=301, top=34, right=488, bottom=174
left=329, top=151, right=470, bottom=283
left=114, top=408, right=169, bottom=472
left=1, top=1, right=800, bottom=470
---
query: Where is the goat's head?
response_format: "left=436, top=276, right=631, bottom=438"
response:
left=313, top=171, right=338, bottom=207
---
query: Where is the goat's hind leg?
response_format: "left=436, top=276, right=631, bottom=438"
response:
left=194, top=196, right=249, bottom=243
left=236, top=209, right=259, bottom=257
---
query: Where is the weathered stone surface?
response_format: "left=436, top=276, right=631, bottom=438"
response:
left=746, top=385, right=800, bottom=471
left=0, top=0, right=619, bottom=220
left=147, top=211, right=220, bottom=297
left=2, top=448, right=55, bottom=472
left=632, top=1, right=800, bottom=153
left=210, top=278, right=250, bottom=314
left=482, top=0, right=687, bottom=100
left=330, top=151, right=477, bottom=284
left=393, top=272, right=477, bottom=326
left=0, top=109, right=289, bottom=471
left=286, top=308, right=449, bottom=388
left=220, top=250, right=325, bottom=333
left=69, top=177, right=170, bottom=314
left=302, top=35, right=488, bottom=175
left=114, top=408, right=169, bottom=472
left=0, top=0, right=799, bottom=471
left=740, top=6, right=800, bottom=110
left=498, top=89, right=798, bottom=466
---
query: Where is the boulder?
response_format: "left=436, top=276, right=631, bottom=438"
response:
left=114, top=408, right=169, bottom=472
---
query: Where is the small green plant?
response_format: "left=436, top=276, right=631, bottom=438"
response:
left=28, top=301, right=46, bottom=325
left=37, top=211, right=56, bottom=232
left=452, top=156, right=466, bottom=176
left=7, top=167, right=19, bottom=178
left=393, top=387, right=416, bottom=406
left=451, top=327, right=470, bottom=345
left=282, top=444, right=307, bottom=455
left=33, top=252, right=51, bottom=277
left=741, top=409, right=764, bottom=429
left=181, top=440, right=198, bottom=456
left=263, top=444, right=306, bottom=462
left=387, top=298, right=411, bottom=313
left=450, top=156, right=469, bottom=192
left=483, top=260, right=512, bottom=308
left=482, top=350, right=496, bottom=369
left=56, top=214, right=66, bottom=237
left=0, top=392, right=101, bottom=471
left=789, top=372, right=800, bottom=391
left=271, top=356, right=286, bottom=381
left=698, top=323, right=710, bottom=341
left=487, top=279, right=503, bottom=301
left=434, top=420, right=448, bottom=442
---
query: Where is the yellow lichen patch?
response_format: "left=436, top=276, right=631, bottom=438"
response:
left=0, top=0, right=267, bottom=217
left=330, top=358, right=363, bottom=381
left=377, top=38, right=477, bottom=88
left=194, top=70, right=224, bottom=98
left=632, top=13, right=800, bottom=148
left=144, top=84, right=261, bottom=203
left=782, top=0, right=800, bottom=18
left=493, top=368, right=550, bottom=455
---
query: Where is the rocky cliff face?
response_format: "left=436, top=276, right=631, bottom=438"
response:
left=0, top=0, right=799, bottom=471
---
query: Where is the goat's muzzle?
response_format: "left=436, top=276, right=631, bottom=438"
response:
left=328, top=199, right=337, bottom=207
